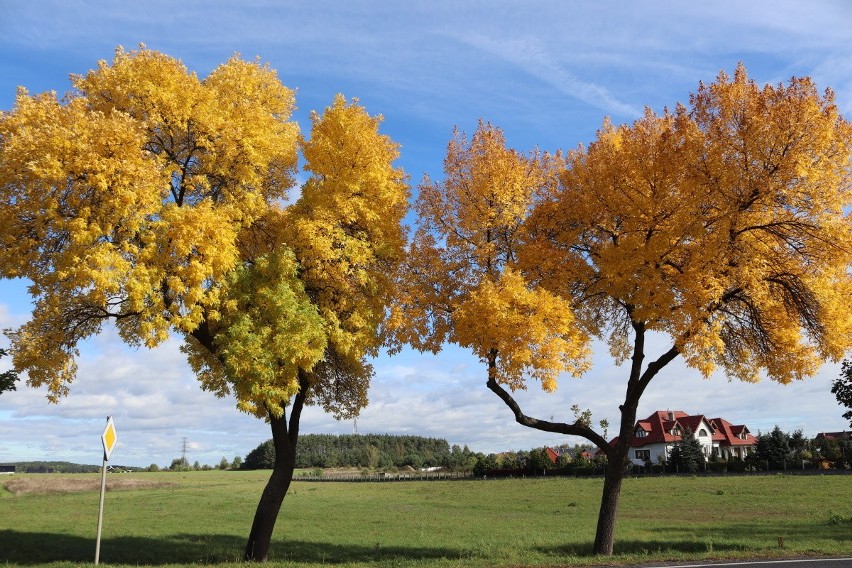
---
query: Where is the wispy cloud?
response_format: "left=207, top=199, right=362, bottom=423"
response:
left=458, top=34, right=642, bottom=119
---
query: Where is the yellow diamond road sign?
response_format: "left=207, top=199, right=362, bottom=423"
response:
left=101, top=417, right=117, bottom=461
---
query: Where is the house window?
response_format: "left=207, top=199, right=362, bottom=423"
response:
left=635, top=429, right=647, bottom=438
left=698, top=429, right=708, bottom=437
left=635, top=450, right=650, bottom=461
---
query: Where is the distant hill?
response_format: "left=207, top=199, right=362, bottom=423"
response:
left=0, top=461, right=142, bottom=473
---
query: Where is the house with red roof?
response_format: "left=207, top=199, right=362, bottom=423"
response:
left=612, top=410, right=757, bottom=465
left=814, top=431, right=852, bottom=442
left=544, top=447, right=560, bottom=464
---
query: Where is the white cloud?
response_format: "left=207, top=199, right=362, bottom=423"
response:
left=1, top=318, right=848, bottom=467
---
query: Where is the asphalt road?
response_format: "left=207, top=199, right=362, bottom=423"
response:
left=647, top=559, right=852, bottom=568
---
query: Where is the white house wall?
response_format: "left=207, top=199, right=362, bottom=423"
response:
left=631, top=419, right=716, bottom=464
left=631, top=442, right=669, bottom=464
left=695, top=419, right=714, bottom=458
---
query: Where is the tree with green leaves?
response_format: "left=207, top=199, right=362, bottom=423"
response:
left=169, top=457, right=190, bottom=471
left=667, top=430, right=704, bottom=473
left=832, top=361, right=852, bottom=427
left=0, top=348, right=19, bottom=394
left=243, top=440, right=277, bottom=470
left=756, top=426, right=792, bottom=470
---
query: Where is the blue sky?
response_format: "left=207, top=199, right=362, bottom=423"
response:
left=1, top=1, right=851, bottom=468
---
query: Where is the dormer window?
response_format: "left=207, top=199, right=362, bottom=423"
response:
left=671, top=427, right=683, bottom=436
left=635, top=428, right=647, bottom=438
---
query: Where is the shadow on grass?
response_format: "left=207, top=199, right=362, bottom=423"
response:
left=536, top=518, right=852, bottom=559
left=0, top=530, right=465, bottom=565
left=539, top=538, right=749, bottom=558
left=648, top=519, right=852, bottom=547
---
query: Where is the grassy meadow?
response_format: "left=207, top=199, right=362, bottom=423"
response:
left=1, top=470, right=850, bottom=567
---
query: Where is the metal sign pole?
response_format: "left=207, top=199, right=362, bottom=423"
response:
left=95, top=449, right=108, bottom=565
left=95, top=416, right=116, bottom=565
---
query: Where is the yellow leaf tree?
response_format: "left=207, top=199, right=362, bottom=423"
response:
left=0, top=48, right=408, bottom=562
left=388, top=120, right=593, bottom=450
left=519, top=64, right=852, bottom=554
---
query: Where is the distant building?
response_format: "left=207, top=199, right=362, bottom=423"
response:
left=0, top=465, right=15, bottom=475
left=544, top=446, right=595, bottom=464
left=814, top=431, right=852, bottom=442
left=610, top=410, right=757, bottom=464
left=544, top=447, right=559, bottom=464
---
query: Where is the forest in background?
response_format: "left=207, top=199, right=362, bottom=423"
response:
left=243, top=434, right=469, bottom=470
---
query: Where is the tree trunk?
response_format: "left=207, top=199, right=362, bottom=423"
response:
left=592, top=445, right=628, bottom=555
left=187, top=326, right=308, bottom=562
left=483, top=324, right=680, bottom=558
left=243, top=412, right=296, bottom=562
left=588, top=326, right=678, bottom=555
left=244, top=374, right=308, bottom=562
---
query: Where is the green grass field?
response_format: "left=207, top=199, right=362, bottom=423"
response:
left=1, top=471, right=850, bottom=567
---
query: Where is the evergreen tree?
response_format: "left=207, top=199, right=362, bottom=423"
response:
left=668, top=430, right=704, bottom=473
left=756, top=426, right=791, bottom=470
left=0, top=349, right=19, bottom=395
left=833, top=361, right=852, bottom=428
left=243, top=440, right=276, bottom=470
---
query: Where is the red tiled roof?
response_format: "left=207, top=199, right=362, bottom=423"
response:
left=814, top=431, right=852, bottom=441
left=709, top=417, right=756, bottom=447
left=545, top=447, right=559, bottom=464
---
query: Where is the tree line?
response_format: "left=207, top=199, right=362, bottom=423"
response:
left=641, top=427, right=850, bottom=474
left=242, top=434, right=475, bottom=470
left=471, top=429, right=852, bottom=478
left=0, top=461, right=137, bottom=473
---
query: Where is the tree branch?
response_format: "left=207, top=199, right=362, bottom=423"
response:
left=632, top=344, right=680, bottom=405
left=288, top=369, right=310, bottom=447
left=485, top=375, right=612, bottom=455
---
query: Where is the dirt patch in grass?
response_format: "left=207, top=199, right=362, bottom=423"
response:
left=2, top=476, right=175, bottom=496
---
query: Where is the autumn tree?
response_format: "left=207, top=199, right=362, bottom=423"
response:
left=396, top=66, right=852, bottom=557
left=388, top=119, right=591, bottom=421
left=519, top=64, right=852, bottom=554
left=0, top=47, right=408, bottom=562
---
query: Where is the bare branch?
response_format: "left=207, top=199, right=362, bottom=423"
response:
left=485, top=375, right=612, bottom=455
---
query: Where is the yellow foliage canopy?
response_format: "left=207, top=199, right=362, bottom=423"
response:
left=390, top=121, right=590, bottom=391
left=0, top=48, right=408, bottom=419
left=522, top=63, right=852, bottom=384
